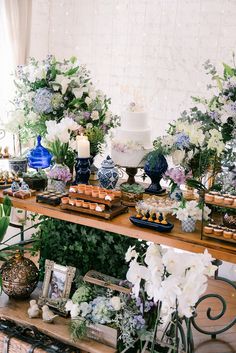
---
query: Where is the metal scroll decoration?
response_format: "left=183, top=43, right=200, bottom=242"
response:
left=191, top=260, right=236, bottom=338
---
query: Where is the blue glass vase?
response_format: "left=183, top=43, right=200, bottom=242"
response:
left=144, top=153, right=168, bottom=194
left=27, top=136, right=52, bottom=170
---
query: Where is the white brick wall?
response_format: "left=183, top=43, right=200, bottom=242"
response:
left=29, top=0, right=236, bottom=138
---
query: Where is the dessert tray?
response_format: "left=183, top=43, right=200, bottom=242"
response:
left=205, top=192, right=236, bottom=209
left=0, top=171, right=20, bottom=189
left=61, top=184, right=128, bottom=220
left=130, top=216, right=174, bottom=232
left=36, top=190, right=68, bottom=206
left=203, top=224, right=236, bottom=244
left=3, top=188, right=36, bottom=199
left=129, top=196, right=177, bottom=232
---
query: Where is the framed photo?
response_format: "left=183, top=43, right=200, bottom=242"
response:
left=38, top=259, right=76, bottom=316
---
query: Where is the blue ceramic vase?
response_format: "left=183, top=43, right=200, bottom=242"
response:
left=98, top=156, right=119, bottom=189
left=169, top=185, right=183, bottom=201
left=27, top=136, right=52, bottom=170
left=144, top=153, right=168, bottom=194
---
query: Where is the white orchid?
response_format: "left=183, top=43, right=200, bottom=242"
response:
left=125, top=244, right=217, bottom=321
left=125, top=245, right=138, bottom=262
left=174, top=200, right=211, bottom=222
left=126, top=259, right=149, bottom=297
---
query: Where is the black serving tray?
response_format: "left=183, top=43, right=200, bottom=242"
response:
left=36, top=191, right=68, bottom=206
left=129, top=216, right=174, bottom=232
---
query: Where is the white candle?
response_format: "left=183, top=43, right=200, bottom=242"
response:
left=77, top=135, right=90, bottom=158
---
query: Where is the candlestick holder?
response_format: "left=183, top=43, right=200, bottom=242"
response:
left=74, top=157, right=91, bottom=185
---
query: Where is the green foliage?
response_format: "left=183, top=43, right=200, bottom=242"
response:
left=31, top=217, right=145, bottom=280
left=0, top=197, right=12, bottom=242
left=86, top=126, right=105, bottom=156
left=70, top=318, right=87, bottom=340
left=23, top=170, right=47, bottom=180
left=120, top=183, right=145, bottom=194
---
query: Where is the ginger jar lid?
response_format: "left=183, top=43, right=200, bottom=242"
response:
left=101, top=155, right=116, bottom=169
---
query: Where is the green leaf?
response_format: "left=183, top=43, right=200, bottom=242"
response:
left=0, top=217, right=10, bottom=242
left=3, top=196, right=12, bottom=217
left=223, top=63, right=235, bottom=77
left=64, top=66, right=79, bottom=76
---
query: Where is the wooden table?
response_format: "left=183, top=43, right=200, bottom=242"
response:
left=0, top=191, right=235, bottom=263
left=0, top=292, right=116, bottom=353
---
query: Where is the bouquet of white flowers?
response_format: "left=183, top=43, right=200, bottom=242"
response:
left=7, top=55, right=120, bottom=156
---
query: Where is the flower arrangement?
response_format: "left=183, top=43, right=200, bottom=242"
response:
left=174, top=199, right=211, bottom=222
left=153, top=60, right=236, bottom=183
left=47, top=165, right=72, bottom=183
left=65, top=243, right=217, bottom=353
left=165, top=167, right=192, bottom=193
left=125, top=243, right=217, bottom=352
left=65, top=281, right=155, bottom=351
left=7, top=55, right=120, bottom=155
left=45, top=116, right=80, bottom=164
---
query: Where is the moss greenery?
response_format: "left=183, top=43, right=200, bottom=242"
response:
left=120, top=183, right=145, bottom=194
left=31, top=217, right=145, bottom=280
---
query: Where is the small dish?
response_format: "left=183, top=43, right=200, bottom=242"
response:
left=61, top=197, right=69, bottom=205
left=69, top=199, right=75, bottom=206
left=75, top=200, right=82, bottom=207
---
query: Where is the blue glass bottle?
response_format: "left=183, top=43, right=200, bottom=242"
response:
left=27, top=136, right=52, bottom=170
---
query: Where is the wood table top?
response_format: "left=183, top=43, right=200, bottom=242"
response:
left=1, top=191, right=235, bottom=264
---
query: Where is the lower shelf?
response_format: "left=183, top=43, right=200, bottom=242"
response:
left=202, top=232, right=236, bottom=244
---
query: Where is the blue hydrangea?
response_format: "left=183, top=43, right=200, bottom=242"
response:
left=33, top=88, right=53, bottom=114
left=132, top=315, right=145, bottom=330
left=175, top=132, right=190, bottom=149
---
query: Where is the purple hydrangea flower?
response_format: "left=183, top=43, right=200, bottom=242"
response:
left=133, top=315, right=145, bottom=330
left=209, top=111, right=221, bottom=123
left=48, top=165, right=72, bottom=183
left=83, top=111, right=91, bottom=120
left=33, top=88, right=53, bottom=114
left=175, top=133, right=190, bottom=149
left=165, top=167, right=192, bottom=185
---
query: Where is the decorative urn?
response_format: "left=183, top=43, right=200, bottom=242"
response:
left=27, top=136, right=52, bottom=170
left=144, top=153, right=168, bottom=194
left=1, top=251, right=39, bottom=298
left=98, top=155, right=119, bottom=189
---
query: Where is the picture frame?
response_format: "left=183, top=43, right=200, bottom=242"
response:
left=38, top=259, right=76, bottom=316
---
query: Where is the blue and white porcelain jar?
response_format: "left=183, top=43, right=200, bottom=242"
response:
left=181, top=217, right=196, bottom=232
left=98, top=156, right=119, bottom=189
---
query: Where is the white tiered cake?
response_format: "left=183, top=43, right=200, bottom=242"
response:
left=111, top=108, right=152, bottom=167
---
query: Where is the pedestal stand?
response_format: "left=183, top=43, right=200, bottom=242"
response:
left=125, top=167, right=138, bottom=184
